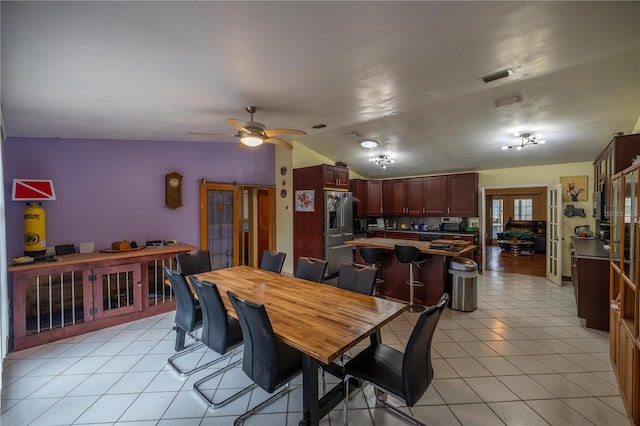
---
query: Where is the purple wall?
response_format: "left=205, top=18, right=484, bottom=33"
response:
left=4, top=138, right=275, bottom=257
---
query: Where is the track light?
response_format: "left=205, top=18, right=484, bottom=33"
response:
left=502, top=132, right=546, bottom=151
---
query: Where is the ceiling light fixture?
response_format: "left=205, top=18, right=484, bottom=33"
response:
left=369, top=155, right=394, bottom=169
left=240, top=133, right=264, bottom=147
left=352, top=132, right=379, bottom=148
left=502, top=132, right=546, bottom=151
left=359, top=139, right=379, bottom=149
left=482, top=68, right=513, bottom=83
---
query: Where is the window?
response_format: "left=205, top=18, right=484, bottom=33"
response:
left=514, top=198, right=533, bottom=220
left=491, top=199, right=504, bottom=239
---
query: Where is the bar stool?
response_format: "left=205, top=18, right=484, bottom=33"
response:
left=359, top=247, right=385, bottom=296
left=394, top=245, right=429, bottom=312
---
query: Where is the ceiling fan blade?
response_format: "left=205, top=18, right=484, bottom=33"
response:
left=264, top=137, right=294, bottom=150
left=227, top=118, right=250, bottom=133
left=189, top=131, right=235, bottom=136
left=263, top=128, right=307, bottom=137
left=233, top=143, right=247, bottom=151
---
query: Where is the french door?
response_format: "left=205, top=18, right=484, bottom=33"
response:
left=199, top=182, right=276, bottom=270
left=546, top=184, right=562, bottom=286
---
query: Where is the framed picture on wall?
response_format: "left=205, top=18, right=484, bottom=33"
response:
left=295, top=190, right=315, bottom=212
left=560, top=175, right=588, bottom=202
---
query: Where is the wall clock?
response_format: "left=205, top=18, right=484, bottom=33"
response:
left=165, top=172, right=183, bottom=209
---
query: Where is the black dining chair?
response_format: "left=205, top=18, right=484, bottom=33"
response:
left=189, top=278, right=249, bottom=408
left=259, top=250, right=286, bottom=274
left=336, top=263, right=378, bottom=296
left=342, top=293, right=449, bottom=426
left=394, top=245, right=429, bottom=312
left=227, top=291, right=303, bottom=426
left=176, top=250, right=212, bottom=276
left=164, top=267, right=206, bottom=375
left=294, top=257, right=328, bottom=283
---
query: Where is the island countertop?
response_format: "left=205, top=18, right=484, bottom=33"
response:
left=346, top=237, right=477, bottom=257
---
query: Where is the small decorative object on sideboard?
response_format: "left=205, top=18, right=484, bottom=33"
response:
left=632, top=155, right=640, bottom=165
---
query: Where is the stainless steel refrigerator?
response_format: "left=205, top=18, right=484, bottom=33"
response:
left=324, top=191, right=354, bottom=275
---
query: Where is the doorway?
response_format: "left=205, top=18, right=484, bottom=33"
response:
left=199, top=182, right=276, bottom=270
left=484, top=186, right=547, bottom=277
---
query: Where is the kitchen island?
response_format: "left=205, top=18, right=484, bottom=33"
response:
left=346, top=238, right=477, bottom=307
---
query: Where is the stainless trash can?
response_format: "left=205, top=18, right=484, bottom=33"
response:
left=448, top=257, right=478, bottom=312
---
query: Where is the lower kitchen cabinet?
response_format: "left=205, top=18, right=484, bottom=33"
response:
left=8, top=244, right=196, bottom=351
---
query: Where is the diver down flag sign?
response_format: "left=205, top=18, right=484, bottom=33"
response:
left=12, top=179, right=56, bottom=201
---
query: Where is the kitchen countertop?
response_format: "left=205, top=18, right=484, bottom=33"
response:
left=571, top=237, right=610, bottom=260
left=346, top=237, right=477, bottom=257
left=366, top=229, right=478, bottom=236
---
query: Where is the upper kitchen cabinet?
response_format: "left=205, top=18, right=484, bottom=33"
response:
left=367, top=180, right=383, bottom=216
left=322, top=164, right=349, bottom=189
left=382, top=178, right=423, bottom=216
left=350, top=179, right=368, bottom=218
left=382, top=179, right=407, bottom=216
left=424, top=173, right=478, bottom=217
left=593, top=133, right=640, bottom=222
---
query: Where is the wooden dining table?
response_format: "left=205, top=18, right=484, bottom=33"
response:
left=191, top=265, right=407, bottom=426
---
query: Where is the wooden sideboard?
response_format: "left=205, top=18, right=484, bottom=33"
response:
left=8, top=244, right=196, bottom=352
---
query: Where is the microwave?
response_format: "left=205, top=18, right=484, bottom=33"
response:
left=442, top=222, right=463, bottom=232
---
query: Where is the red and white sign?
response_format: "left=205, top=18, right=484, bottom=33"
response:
left=12, top=179, right=56, bottom=201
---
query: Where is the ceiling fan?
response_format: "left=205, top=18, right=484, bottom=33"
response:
left=189, top=106, right=307, bottom=150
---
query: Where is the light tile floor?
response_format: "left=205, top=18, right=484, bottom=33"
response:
left=0, top=271, right=630, bottom=425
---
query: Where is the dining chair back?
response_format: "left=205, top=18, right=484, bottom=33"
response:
left=164, top=268, right=201, bottom=350
left=336, top=263, right=378, bottom=296
left=294, top=257, right=328, bottom=283
left=259, top=250, right=286, bottom=274
left=227, top=291, right=303, bottom=425
left=176, top=250, right=212, bottom=276
left=342, top=293, right=449, bottom=425
left=190, top=278, right=249, bottom=408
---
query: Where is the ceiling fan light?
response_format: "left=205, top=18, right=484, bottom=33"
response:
left=359, top=139, right=379, bottom=149
left=240, top=135, right=264, bottom=146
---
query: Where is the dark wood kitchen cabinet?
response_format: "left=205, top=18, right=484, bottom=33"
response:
left=322, top=164, right=349, bottom=189
left=383, top=179, right=407, bottom=216
left=405, top=178, right=424, bottom=215
left=366, top=180, right=382, bottom=216
left=593, top=133, right=640, bottom=221
left=424, top=173, right=478, bottom=217
left=350, top=179, right=368, bottom=218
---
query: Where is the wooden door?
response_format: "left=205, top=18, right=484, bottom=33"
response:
left=199, top=182, right=240, bottom=270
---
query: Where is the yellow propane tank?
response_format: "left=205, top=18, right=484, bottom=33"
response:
left=24, top=203, right=46, bottom=256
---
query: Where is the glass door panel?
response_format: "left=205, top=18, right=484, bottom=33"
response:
left=612, top=178, right=623, bottom=268
left=623, top=169, right=637, bottom=280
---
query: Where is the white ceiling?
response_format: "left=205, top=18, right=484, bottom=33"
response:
left=2, top=1, right=639, bottom=179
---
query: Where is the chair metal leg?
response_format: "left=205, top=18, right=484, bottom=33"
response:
left=233, top=382, right=293, bottom=426
left=193, top=352, right=254, bottom=409
left=373, top=388, right=426, bottom=426
left=169, top=343, right=240, bottom=377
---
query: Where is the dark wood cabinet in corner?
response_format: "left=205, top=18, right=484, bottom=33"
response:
left=350, top=179, right=368, bottom=218
left=594, top=133, right=640, bottom=220
left=322, top=164, right=349, bottom=189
